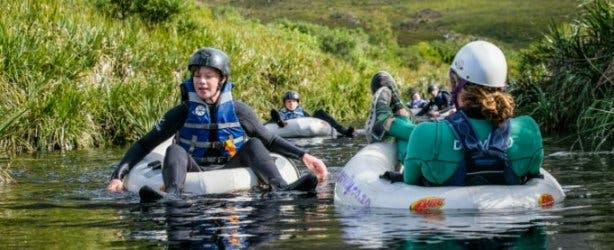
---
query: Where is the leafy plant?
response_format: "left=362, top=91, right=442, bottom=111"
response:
left=514, top=0, right=613, bottom=151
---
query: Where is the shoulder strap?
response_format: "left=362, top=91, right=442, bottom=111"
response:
left=445, top=111, right=482, bottom=152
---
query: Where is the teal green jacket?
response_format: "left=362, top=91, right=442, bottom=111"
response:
left=403, top=115, right=543, bottom=185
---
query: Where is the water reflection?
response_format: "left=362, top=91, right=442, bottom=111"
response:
left=129, top=191, right=328, bottom=249
left=336, top=206, right=554, bottom=249
left=1, top=137, right=613, bottom=248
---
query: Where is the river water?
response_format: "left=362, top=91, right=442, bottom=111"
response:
left=0, top=136, right=612, bottom=249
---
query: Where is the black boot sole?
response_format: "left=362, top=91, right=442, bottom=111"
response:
left=139, top=186, right=164, bottom=203
left=282, top=174, right=318, bottom=192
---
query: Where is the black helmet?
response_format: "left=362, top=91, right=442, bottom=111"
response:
left=427, top=83, right=438, bottom=93
left=188, top=47, right=230, bottom=77
left=282, top=91, right=300, bottom=102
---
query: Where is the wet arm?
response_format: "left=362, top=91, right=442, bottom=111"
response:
left=110, top=104, right=187, bottom=180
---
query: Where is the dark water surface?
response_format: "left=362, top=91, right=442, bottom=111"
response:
left=1, top=136, right=613, bottom=249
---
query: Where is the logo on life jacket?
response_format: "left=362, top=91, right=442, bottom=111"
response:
left=194, top=105, right=207, bottom=116
left=410, top=197, right=445, bottom=212
left=538, top=193, right=554, bottom=208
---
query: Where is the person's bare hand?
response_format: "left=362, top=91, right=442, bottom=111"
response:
left=107, top=179, right=125, bottom=192
left=395, top=108, right=410, bottom=117
left=302, top=153, right=328, bottom=181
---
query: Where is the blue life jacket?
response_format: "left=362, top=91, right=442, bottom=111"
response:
left=177, top=79, right=246, bottom=165
left=444, top=111, right=519, bottom=186
left=279, top=107, right=306, bottom=120
left=407, top=99, right=428, bottom=109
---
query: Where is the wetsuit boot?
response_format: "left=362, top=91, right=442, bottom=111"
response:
left=270, top=109, right=287, bottom=127
left=139, top=186, right=164, bottom=203
left=275, top=173, right=318, bottom=192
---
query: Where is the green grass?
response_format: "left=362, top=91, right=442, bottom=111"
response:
left=204, top=0, right=579, bottom=48
left=0, top=161, right=11, bottom=184
left=0, top=0, right=610, bottom=155
left=0, top=0, right=409, bottom=154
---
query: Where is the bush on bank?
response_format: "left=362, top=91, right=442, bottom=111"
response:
left=513, top=0, right=613, bottom=151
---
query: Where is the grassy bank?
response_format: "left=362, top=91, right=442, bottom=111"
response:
left=513, top=0, right=613, bottom=151
left=0, top=162, right=12, bottom=184
left=0, top=0, right=610, bottom=155
left=0, top=0, right=420, bottom=154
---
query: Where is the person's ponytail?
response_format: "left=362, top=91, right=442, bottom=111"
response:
left=462, top=84, right=514, bottom=126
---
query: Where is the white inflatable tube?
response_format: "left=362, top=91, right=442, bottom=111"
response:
left=334, top=142, right=566, bottom=211
left=124, top=138, right=300, bottom=195
left=264, top=117, right=335, bottom=138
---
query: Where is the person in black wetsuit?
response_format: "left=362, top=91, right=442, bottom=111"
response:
left=106, top=47, right=327, bottom=198
left=269, top=90, right=357, bottom=137
left=416, top=83, right=455, bottom=118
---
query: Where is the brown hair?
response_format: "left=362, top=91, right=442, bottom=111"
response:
left=461, top=84, right=515, bottom=126
left=189, top=65, right=224, bottom=78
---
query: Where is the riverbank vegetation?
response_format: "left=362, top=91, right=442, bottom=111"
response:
left=0, top=0, right=611, bottom=154
left=513, top=0, right=613, bottom=151
left=0, top=163, right=12, bottom=184
left=205, top=0, right=578, bottom=48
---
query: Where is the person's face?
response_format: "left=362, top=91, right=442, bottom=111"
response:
left=429, top=88, right=438, bottom=97
left=412, top=93, right=421, bottom=100
left=193, top=66, right=226, bottom=103
left=284, top=99, right=299, bottom=111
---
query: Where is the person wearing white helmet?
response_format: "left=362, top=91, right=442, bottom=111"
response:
left=107, top=47, right=329, bottom=201
left=382, top=41, right=543, bottom=186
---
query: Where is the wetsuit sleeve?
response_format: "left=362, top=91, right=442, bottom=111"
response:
left=416, top=101, right=433, bottom=116
left=388, top=116, right=415, bottom=140
left=235, top=101, right=306, bottom=159
left=436, top=91, right=455, bottom=113
left=442, top=91, right=452, bottom=107
left=110, top=104, right=188, bottom=180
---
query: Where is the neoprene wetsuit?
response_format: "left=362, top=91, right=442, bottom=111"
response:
left=111, top=101, right=305, bottom=182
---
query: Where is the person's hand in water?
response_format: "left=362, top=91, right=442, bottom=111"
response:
left=302, top=153, right=328, bottom=181
left=107, top=179, right=124, bottom=192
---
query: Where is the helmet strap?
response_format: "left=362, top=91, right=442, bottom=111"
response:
left=449, top=69, right=468, bottom=109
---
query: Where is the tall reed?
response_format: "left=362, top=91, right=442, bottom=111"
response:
left=0, top=162, right=12, bottom=185
left=513, top=0, right=613, bottom=151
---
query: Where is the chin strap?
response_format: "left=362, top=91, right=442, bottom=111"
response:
left=449, top=69, right=468, bottom=109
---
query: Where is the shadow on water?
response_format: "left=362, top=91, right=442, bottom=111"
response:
left=1, top=136, right=613, bottom=248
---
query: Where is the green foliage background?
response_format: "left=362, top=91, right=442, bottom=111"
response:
left=513, top=0, right=613, bottom=151
left=0, top=0, right=611, bottom=154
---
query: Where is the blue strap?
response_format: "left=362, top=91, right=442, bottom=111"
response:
left=445, top=111, right=515, bottom=185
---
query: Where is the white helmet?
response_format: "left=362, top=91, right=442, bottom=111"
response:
left=450, top=40, right=507, bottom=88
